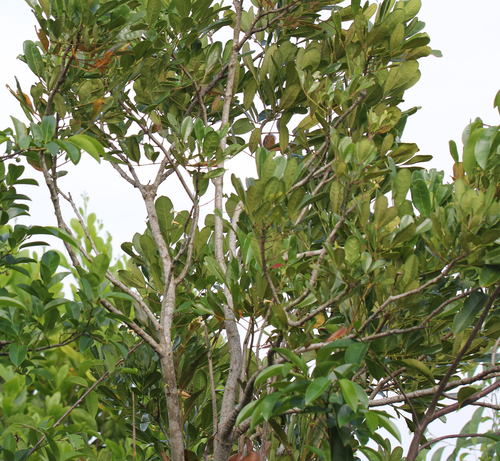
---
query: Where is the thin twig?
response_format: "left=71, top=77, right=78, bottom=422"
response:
left=419, top=432, right=500, bottom=452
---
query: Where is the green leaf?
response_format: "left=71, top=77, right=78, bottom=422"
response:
left=280, top=84, right=301, bottom=110
left=67, top=135, right=104, bottom=162
left=255, top=364, right=285, bottom=387
left=146, top=0, right=162, bottom=27
left=463, top=127, right=484, bottom=175
left=28, top=226, right=79, bottom=247
left=402, top=358, right=434, bottom=383
left=480, top=266, right=500, bottom=287
left=65, top=376, right=89, bottom=387
left=89, top=254, right=110, bottom=281
left=235, top=400, right=259, bottom=426
left=261, top=392, right=281, bottom=421
left=457, top=386, right=478, bottom=408
left=0, top=296, right=26, bottom=310
left=181, top=117, right=194, bottom=143
left=305, top=377, right=330, bottom=405
left=344, top=236, right=361, bottom=263
left=274, top=348, right=309, bottom=374
left=339, top=379, right=358, bottom=413
left=23, top=40, right=44, bottom=76
left=475, top=126, right=498, bottom=169
left=495, top=90, right=500, bottom=114
left=9, top=343, right=28, bottom=367
left=155, top=196, right=174, bottom=233
left=86, top=391, right=99, bottom=418
left=204, top=255, right=225, bottom=283
left=55, top=140, right=81, bottom=164
left=345, top=342, right=369, bottom=365
left=449, top=140, right=459, bottom=164
left=232, top=119, right=254, bottom=135
left=453, top=292, right=488, bottom=335
left=384, top=61, right=419, bottom=95
left=288, top=188, right=305, bottom=216
left=203, top=131, right=220, bottom=155
left=41, top=116, right=56, bottom=143
left=410, top=178, right=431, bottom=217
left=118, top=270, right=146, bottom=289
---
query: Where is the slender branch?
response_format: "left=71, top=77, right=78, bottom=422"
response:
left=58, top=189, right=162, bottom=331
left=45, top=42, right=75, bottom=116
left=289, top=140, right=330, bottom=194
left=292, top=165, right=333, bottom=226
left=442, top=393, right=500, bottom=411
left=284, top=203, right=355, bottom=312
left=361, top=288, right=481, bottom=342
left=109, top=161, right=138, bottom=187
left=423, top=284, right=500, bottom=418
left=419, top=432, right=500, bottom=452
left=287, top=286, right=350, bottom=327
left=433, top=378, right=500, bottom=420
left=369, top=366, right=500, bottom=406
left=0, top=333, right=84, bottom=357
left=492, top=335, right=500, bottom=367
left=204, top=323, right=219, bottom=454
left=358, top=254, right=468, bottom=335
left=369, top=367, right=405, bottom=400
left=332, top=90, right=367, bottom=129
left=100, top=299, right=161, bottom=353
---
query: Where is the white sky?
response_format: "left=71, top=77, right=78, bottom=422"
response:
left=1, top=1, right=499, bottom=457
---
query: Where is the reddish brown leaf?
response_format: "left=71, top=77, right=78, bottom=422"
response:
left=327, top=325, right=348, bottom=341
left=36, top=27, right=50, bottom=52
left=263, top=134, right=276, bottom=149
left=241, top=453, right=259, bottom=461
left=229, top=454, right=243, bottom=461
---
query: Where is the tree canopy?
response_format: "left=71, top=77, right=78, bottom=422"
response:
left=2, top=0, right=500, bottom=461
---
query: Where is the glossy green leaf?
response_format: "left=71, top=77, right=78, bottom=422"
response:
left=261, top=392, right=281, bottom=421
left=463, top=127, right=484, bottom=175
left=41, top=116, right=56, bottom=143
left=255, top=364, right=285, bottom=387
left=23, top=40, right=44, bottom=76
left=203, top=131, right=220, bottom=155
left=475, top=126, right=498, bottom=169
left=9, top=343, right=28, bottom=367
left=0, top=296, right=27, bottom=310
left=410, top=178, right=431, bottom=217
left=453, top=292, right=488, bottom=335
left=305, top=377, right=330, bottom=405
left=146, top=0, right=162, bottom=27
left=345, top=342, right=369, bottom=365
left=274, top=348, right=309, bottom=374
left=280, top=84, right=301, bottom=110
left=55, top=140, right=81, bottom=164
left=339, top=379, right=358, bottom=413
left=89, top=254, right=110, bottom=281
left=67, top=135, right=104, bottom=163
left=480, top=266, right=500, bottom=287
left=402, top=359, right=434, bottom=382
left=235, top=400, right=259, bottom=427
left=457, top=386, right=478, bottom=408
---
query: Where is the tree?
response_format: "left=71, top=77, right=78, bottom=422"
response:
left=2, top=0, right=500, bottom=460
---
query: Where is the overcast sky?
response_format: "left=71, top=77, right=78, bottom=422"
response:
left=1, top=0, right=499, bottom=457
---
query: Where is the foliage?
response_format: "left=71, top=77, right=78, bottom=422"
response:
left=2, top=0, right=500, bottom=461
